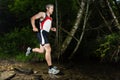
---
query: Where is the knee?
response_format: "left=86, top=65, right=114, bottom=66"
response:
left=45, top=46, right=51, bottom=52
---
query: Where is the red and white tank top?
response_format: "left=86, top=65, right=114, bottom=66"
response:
left=39, top=14, right=52, bottom=32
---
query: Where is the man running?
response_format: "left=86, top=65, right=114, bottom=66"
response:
left=26, top=4, right=60, bottom=75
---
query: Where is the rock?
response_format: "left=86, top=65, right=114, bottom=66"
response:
left=43, top=71, right=48, bottom=74
left=0, top=71, right=16, bottom=80
left=33, top=75, right=44, bottom=80
left=14, top=67, right=33, bottom=75
left=34, top=70, right=39, bottom=74
left=49, top=73, right=60, bottom=79
left=56, top=71, right=64, bottom=75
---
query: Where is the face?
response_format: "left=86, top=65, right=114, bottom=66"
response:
left=47, top=6, right=54, bottom=15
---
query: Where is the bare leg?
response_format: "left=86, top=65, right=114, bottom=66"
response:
left=43, top=44, right=52, bottom=66
left=32, top=44, right=44, bottom=53
left=32, top=44, right=52, bottom=66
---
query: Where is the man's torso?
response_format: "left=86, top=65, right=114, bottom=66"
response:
left=39, top=13, right=52, bottom=32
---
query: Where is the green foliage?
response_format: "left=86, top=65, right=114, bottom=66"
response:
left=0, top=0, right=15, bottom=33
left=7, top=0, right=79, bottom=30
left=0, top=26, right=45, bottom=61
left=109, top=0, right=120, bottom=15
left=8, top=0, right=55, bottom=26
left=58, top=0, right=79, bottom=30
left=0, top=27, right=35, bottom=53
left=9, top=0, right=55, bottom=13
left=95, top=32, right=120, bottom=62
left=15, top=52, right=44, bottom=62
left=15, top=53, right=33, bottom=62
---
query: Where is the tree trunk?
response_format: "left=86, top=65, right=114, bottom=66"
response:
left=106, top=0, right=120, bottom=30
left=59, top=27, right=79, bottom=42
left=55, top=0, right=60, bottom=60
left=60, top=0, right=85, bottom=55
left=98, top=10, right=112, bottom=32
left=69, top=0, right=90, bottom=59
left=113, top=0, right=120, bottom=14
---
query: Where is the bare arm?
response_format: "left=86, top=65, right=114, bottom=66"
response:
left=31, top=12, right=45, bottom=32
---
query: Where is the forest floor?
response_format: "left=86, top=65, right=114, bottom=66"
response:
left=0, top=59, right=120, bottom=80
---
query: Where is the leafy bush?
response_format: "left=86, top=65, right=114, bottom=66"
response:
left=15, top=52, right=44, bottom=62
left=0, top=26, right=44, bottom=61
left=95, top=32, right=120, bottom=62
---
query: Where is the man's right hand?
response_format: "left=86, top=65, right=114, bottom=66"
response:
left=33, top=27, right=38, bottom=32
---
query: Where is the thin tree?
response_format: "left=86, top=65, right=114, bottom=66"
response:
left=113, top=0, right=120, bottom=14
left=69, top=0, right=90, bottom=59
left=106, top=0, right=120, bottom=30
left=98, top=9, right=112, bottom=32
left=60, top=0, right=85, bottom=56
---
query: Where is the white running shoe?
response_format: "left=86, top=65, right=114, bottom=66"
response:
left=53, top=66, right=57, bottom=69
left=48, top=68, right=60, bottom=75
left=26, top=47, right=31, bottom=56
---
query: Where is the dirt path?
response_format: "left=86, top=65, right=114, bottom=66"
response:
left=0, top=60, right=120, bottom=80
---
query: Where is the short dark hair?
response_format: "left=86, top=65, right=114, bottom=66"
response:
left=46, top=4, right=54, bottom=9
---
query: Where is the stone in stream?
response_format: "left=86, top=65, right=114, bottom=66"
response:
left=0, top=71, right=16, bottom=80
left=14, top=67, right=33, bottom=75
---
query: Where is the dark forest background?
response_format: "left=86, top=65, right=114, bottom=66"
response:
left=0, top=0, right=120, bottom=63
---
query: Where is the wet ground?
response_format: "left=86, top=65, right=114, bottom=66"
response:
left=0, top=59, right=120, bottom=80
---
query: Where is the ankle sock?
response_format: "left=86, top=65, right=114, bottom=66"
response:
left=49, top=65, right=53, bottom=69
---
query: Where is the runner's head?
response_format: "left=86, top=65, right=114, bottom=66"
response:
left=46, top=4, right=54, bottom=15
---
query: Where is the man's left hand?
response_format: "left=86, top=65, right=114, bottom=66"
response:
left=51, top=27, right=56, bottom=32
